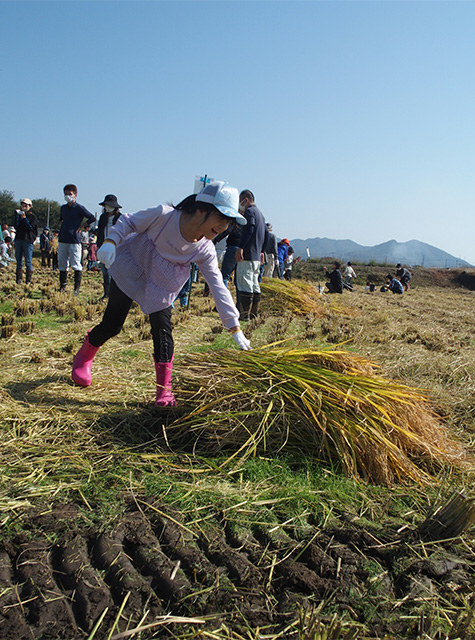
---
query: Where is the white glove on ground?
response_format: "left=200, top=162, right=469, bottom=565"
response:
left=97, top=242, right=116, bottom=269
left=232, top=330, right=252, bottom=350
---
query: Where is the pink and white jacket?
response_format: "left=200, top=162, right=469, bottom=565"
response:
left=108, top=205, right=240, bottom=328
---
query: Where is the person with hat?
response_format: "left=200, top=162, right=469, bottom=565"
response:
left=277, top=238, right=290, bottom=280
left=40, top=226, right=52, bottom=267
left=12, top=198, right=38, bottom=284
left=58, top=184, right=96, bottom=295
left=96, top=195, right=122, bottom=299
left=71, top=181, right=251, bottom=407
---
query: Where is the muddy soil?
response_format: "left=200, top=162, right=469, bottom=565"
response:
left=1, top=500, right=474, bottom=639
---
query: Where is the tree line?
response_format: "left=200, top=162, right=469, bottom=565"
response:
left=0, top=190, right=63, bottom=231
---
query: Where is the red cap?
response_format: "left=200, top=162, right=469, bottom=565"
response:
left=282, top=238, right=290, bottom=245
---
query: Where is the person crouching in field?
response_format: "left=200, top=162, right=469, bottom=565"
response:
left=323, top=261, right=343, bottom=294
left=71, top=181, right=251, bottom=406
left=386, top=273, right=404, bottom=294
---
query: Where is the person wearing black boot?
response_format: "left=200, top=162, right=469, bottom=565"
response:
left=58, top=184, right=95, bottom=293
left=235, top=190, right=268, bottom=321
left=13, top=198, right=38, bottom=285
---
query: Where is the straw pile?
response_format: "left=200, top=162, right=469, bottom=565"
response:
left=259, top=279, right=324, bottom=316
left=170, top=346, right=470, bottom=485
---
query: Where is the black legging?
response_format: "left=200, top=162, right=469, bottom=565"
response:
left=88, top=279, right=174, bottom=362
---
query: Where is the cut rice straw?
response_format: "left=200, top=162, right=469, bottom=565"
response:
left=170, top=346, right=471, bottom=485
left=259, top=279, right=324, bottom=316
left=259, top=278, right=356, bottom=317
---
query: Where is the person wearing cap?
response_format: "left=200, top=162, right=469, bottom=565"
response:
left=235, top=190, right=268, bottom=320
left=12, top=198, right=38, bottom=284
left=277, top=238, right=290, bottom=280
left=262, top=222, right=278, bottom=279
left=58, top=184, right=96, bottom=295
left=71, top=181, right=251, bottom=407
left=96, top=195, right=122, bottom=299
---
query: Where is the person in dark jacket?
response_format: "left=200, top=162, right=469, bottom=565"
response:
left=40, top=227, right=52, bottom=267
left=323, top=261, right=343, bottom=294
left=262, top=222, right=278, bottom=278
left=395, top=264, right=412, bottom=291
left=235, top=189, right=268, bottom=320
left=58, top=184, right=96, bottom=295
left=97, top=194, right=122, bottom=299
left=212, top=221, right=243, bottom=309
left=13, top=198, right=38, bottom=284
left=386, top=274, right=404, bottom=294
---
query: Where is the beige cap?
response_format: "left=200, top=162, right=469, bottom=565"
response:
left=21, top=198, right=33, bottom=206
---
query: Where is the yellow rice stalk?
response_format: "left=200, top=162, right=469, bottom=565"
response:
left=171, top=347, right=471, bottom=485
left=259, top=279, right=325, bottom=316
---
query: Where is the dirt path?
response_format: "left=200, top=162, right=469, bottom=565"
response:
left=1, top=500, right=473, bottom=639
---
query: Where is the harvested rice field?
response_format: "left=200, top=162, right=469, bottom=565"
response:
left=1, top=261, right=475, bottom=640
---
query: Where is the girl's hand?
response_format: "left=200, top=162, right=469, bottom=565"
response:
left=232, top=329, right=252, bottom=350
left=97, top=241, right=116, bottom=268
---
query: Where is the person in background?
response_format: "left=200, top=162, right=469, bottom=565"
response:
left=262, top=222, right=278, bottom=279
left=365, top=281, right=376, bottom=292
left=343, top=261, right=357, bottom=291
left=71, top=181, right=251, bottom=407
left=386, top=273, right=404, bottom=294
left=8, top=226, right=16, bottom=246
left=277, top=238, right=290, bottom=279
left=58, top=184, right=96, bottom=295
left=235, top=189, right=267, bottom=321
left=323, top=261, right=343, bottom=294
left=213, top=220, right=242, bottom=308
left=396, top=263, right=412, bottom=291
left=40, top=227, right=52, bottom=267
left=12, top=198, right=38, bottom=284
left=283, top=246, right=294, bottom=281
left=1, top=225, right=12, bottom=254
left=0, top=237, right=14, bottom=268
left=80, top=224, right=91, bottom=267
left=86, top=234, right=98, bottom=271
left=51, top=230, right=59, bottom=271
left=96, top=194, right=122, bottom=299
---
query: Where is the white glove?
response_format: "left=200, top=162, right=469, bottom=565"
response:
left=97, top=241, right=116, bottom=268
left=232, top=330, right=252, bottom=350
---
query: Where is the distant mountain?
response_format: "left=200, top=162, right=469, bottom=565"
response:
left=287, top=238, right=471, bottom=268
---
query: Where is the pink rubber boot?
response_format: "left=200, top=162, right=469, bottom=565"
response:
left=72, top=331, right=100, bottom=387
left=154, top=355, right=176, bottom=407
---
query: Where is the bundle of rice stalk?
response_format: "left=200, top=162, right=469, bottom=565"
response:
left=260, top=279, right=324, bottom=316
left=170, top=346, right=470, bottom=485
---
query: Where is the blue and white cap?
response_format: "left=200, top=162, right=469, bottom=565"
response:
left=196, top=181, right=247, bottom=225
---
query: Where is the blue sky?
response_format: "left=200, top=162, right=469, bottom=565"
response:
left=2, top=0, right=474, bottom=263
